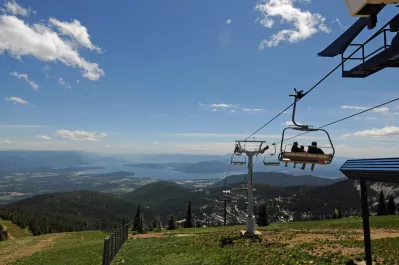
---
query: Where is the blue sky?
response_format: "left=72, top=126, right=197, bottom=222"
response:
left=0, top=0, right=398, bottom=157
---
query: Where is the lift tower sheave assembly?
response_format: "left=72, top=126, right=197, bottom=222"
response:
left=231, top=140, right=268, bottom=236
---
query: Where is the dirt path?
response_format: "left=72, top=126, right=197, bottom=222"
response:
left=128, top=233, right=194, bottom=240
left=0, top=234, right=69, bottom=265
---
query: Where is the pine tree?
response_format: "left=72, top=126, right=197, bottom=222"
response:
left=137, top=216, right=144, bottom=234
left=184, top=200, right=193, bottom=228
left=338, top=208, right=342, bottom=219
left=387, top=196, right=396, bottom=215
left=133, top=204, right=141, bottom=231
left=257, top=204, right=269, bottom=226
left=377, top=191, right=387, bottom=216
left=167, top=215, right=176, bottom=230
left=152, top=218, right=157, bottom=229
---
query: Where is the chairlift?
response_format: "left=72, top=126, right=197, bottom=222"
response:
left=231, top=142, right=247, bottom=165
left=263, top=143, right=280, bottom=166
left=278, top=89, right=335, bottom=171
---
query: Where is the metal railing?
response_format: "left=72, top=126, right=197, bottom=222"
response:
left=102, top=223, right=129, bottom=265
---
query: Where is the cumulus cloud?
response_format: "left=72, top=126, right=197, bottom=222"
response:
left=4, top=0, right=35, bottom=17
left=199, top=103, right=264, bottom=113
left=255, top=0, right=330, bottom=48
left=5, top=96, right=28, bottom=105
left=226, top=19, right=232, bottom=24
left=343, top=126, right=399, bottom=137
left=58, top=77, right=72, bottom=89
left=36, top=135, right=52, bottom=140
left=10, top=71, right=39, bottom=90
left=49, top=18, right=102, bottom=53
left=55, top=129, right=108, bottom=141
left=0, top=14, right=104, bottom=80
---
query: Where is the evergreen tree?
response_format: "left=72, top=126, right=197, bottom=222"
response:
left=167, top=215, right=176, bottom=230
left=338, top=208, right=342, bottom=219
left=387, top=196, right=396, bottom=215
left=132, top=204, right=141, bottom=231
left=184, top=200, right=193, bottom=228
left=257, top=204, right=269, bottom=226
left=137, top=216, right=144, bottom=234
left=377, top=191, right=387, bottom=216
left=152, top=218, right=157, bottom=229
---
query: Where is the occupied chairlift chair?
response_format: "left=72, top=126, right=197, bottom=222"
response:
left=231, top=142, right=247, bottom=165
left=278, top=89, right=335, bottom=171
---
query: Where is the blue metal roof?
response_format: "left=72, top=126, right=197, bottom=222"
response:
left=340, top=157, right=399, bottom=183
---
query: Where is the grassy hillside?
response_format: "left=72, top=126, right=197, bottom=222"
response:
left=0, top=230, right=106, bottom=265
left=114, top=216, right=399, bottom=265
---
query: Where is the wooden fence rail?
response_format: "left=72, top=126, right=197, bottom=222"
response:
left=102, top=223, right=129, bottom=265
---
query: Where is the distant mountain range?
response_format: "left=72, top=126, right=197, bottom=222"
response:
left=3, top=177, right=398, bottom=231
left=211, top=172, right=343, bottom=187
left=124, top=161, right=246, bottom=174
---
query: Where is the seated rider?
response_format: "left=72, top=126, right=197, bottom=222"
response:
left=291, top=142, right=303, bottom=152
left=300, top=145, right=306, bottom=152
left=234, top=144, right=241, bottom=154
left=307, top=141, right=324, bottom=154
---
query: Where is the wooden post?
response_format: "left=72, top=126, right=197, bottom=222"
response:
left=360, top=179, right=372, bottom=265
left=102, top=237, right=110, bottom=265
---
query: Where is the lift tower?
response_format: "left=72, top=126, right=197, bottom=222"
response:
left=231, top=140, right=268, bottom=235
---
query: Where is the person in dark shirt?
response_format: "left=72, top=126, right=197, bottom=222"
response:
left=291, top=142, right=303, bottom=152
left=307, top=141, right=324, bottom=154
left=300, top=145, right=306, bottom=152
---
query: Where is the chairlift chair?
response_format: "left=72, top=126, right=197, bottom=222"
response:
left=263, top=143, right=281, bottom=166
left=231, top=153, right=247, bottom=165
left=278, top=89, right=335, bottom=171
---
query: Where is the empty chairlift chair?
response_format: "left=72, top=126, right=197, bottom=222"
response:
left=263, top=143, right=280, bottom=166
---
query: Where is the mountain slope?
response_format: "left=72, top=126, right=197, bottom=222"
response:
left=9, top=190, right=141, bottom=222
left=212, top=172, right=342, bottom=188
left=124, top=181, right=212, bottom=219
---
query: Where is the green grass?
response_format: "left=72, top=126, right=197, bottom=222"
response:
left=114, top=216, right=399, bottom=265
left=0, top=220, right=32, bottom=239
left=8, top=231, right=107, bottom=265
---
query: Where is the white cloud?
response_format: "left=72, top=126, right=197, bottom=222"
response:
left=36, top=135, right=52, bottom=140
left=282, top=121, right=302, bottom=126
left=4, top=96, right=28, bottom=105
left=4, top=0, right=35, bottom=17
left=343, top=126, right=399, bottom=137
left=55, top=129, right=108, bottom=141
left=340, top=105, right=390, bottom=114
left=199, top=103, right=264, bottom=113
left=226, top=19, right=232, bottom=24
left=0, top=15, right=104, bottom=80
left=76, top=80, right=80, bottom=84
left=49, top=18, right=102, bottom=53
left=332, top=18, right=345, bottom=29
left=58, top=77, right=72, bottom=89
left=242, top=108, right=264, bottom=112
left=10, top=71, right=39, bottom=90
left=0, top=140, right=12, bottom=144
left=256, top=0, right=330, bottom=48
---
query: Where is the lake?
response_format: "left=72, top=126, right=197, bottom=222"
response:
left=77, top=162, right=244, bottom=180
